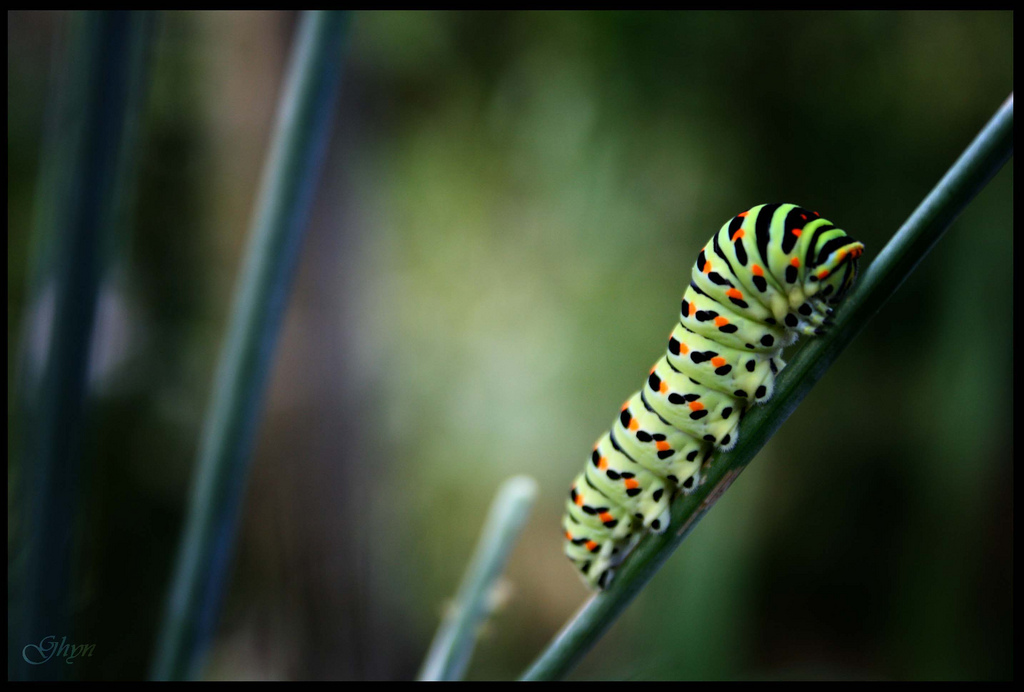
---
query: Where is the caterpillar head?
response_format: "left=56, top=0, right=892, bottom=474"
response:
left=808, top=234, right=864, bottom=307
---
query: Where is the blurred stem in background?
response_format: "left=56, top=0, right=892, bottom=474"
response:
left=9, top=10, right=155, bottom=681
left=150, top=10, right=350, bottom=681
left=418, top=476, right=538, bottom=681
left=520, top=93, right=1013, bottom=681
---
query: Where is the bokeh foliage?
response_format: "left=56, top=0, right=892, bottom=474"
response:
left=8, top=10, right=1012, bottom=680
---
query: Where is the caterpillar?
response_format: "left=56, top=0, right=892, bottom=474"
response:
left=563, top=203, right=864, bottom=589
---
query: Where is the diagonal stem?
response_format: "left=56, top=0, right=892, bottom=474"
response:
left=150, top=11, right=350, bottom=681
left=520, top=93, right=1013, bottom=682
left=418, top=476, right=539, bottom=681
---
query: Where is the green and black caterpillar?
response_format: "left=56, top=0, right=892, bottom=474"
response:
left=563, top=203, right=864, bottom=589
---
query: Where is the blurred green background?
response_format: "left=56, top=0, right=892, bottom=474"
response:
left=8, top=10, right=1012, bottom=681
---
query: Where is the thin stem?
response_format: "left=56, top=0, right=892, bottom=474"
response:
left=10, top=10, right=154, bottom=681
left=418, top=476, right=539, bottom=681
left=150, top=11, right=350, bottom=681
left=520, top=93, right=1013, bottom=681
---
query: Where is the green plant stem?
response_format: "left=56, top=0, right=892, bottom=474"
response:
left=151, top=11, right=350, bottom=681
left=11, top=10, right=154, bottom=681
left=520, top=93, right=1013, bottom=682
left=418, top=476, right=539, bottom=681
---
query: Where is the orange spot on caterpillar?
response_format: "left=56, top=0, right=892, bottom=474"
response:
left=702, top=261, right=711, bottom=274
left=565, top=531, right=573, bottom=541
left=679, top=341, right=690, bottom=354
left=623, top=479, right=640, bottom=490
left=731, top=229, right=745, bottom=241
left=655, top=441, right=671, bottom=451
left=818, top=269, right=829, bottom=279
left=726, top=288, right=743, bottom=299
left=628, top=419, right=639, bottom=431
left=599, top=512, right=614, bottom=523
left=621, top=400, right=630, bottom=411
left=711, top=357, right=727, bottom=368
left=575, top=492, right=584, bottom=506
left=791, top=228, right=802, bottom=237
left=688, top=302, right=697, bottom=316
left=598, top=457, right=608, bottom=470
left=585, top=540, right=599, bottom=551
left=658, top=381, right=668, bottom=394
left=688, top=401, right=704, bottom=412
left=738, top=211, right=749, bottom=218
left=714, top=316, right=728, bottom=327
left=790, top=257, right=801, bottom=268
left=752, top=264, right=764, bottom=277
